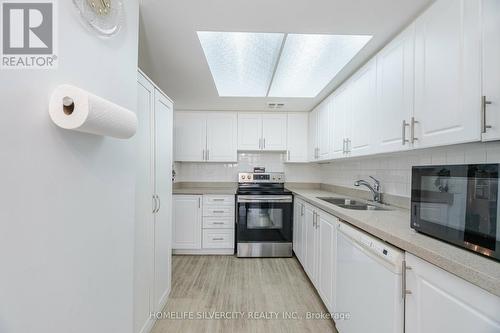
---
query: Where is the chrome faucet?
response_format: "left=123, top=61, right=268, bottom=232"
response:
left=354, top=176, right=382, bottom=203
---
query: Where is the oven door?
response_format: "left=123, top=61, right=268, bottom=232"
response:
left=411, top=164, right=500, bottom=261
left=236, top=195, right=293, bottom=243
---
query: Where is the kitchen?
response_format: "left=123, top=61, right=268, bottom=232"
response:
left=163, top=0, right=500, bottom=331
left=1, top=0, right=500, bottom=333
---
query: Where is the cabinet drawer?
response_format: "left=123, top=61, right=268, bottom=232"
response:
left=202, top=229, right=235, bottom=249
left=203, top=195, right=235, bottom=206
left=203, top=206, right=234, bottom=217
left=203, top=217, right=235, bottom=229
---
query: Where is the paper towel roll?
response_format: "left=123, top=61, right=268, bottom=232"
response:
left=49, top=84, right=138, bottom=139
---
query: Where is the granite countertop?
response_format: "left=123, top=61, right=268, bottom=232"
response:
left=287, top=187, right=500, bottom=297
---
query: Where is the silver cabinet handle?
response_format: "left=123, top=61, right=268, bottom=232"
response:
left=212, top=198, right=225, bottom=202
left=402, top=260, right=412, bottom=298
left=202, top=150, right=206, bottom=161
left=482, top=96, right=493, bottom=133
left=287, top=150, right=290, bottom=161
left=153, top=195, right=159, bottom=214
left=402, top=120, right=410, bottom=145
left=259, top=138, right=262, bottom=150
left=152, top=195, right=157, bottom=213
left=410, top=117, right=419, bottom=144
left=212, top=238, right=224, bottom=241
left=263, top=138, right=266, bottom=149
left=157, top=195, right=161, bottom=213
left=198, top=197, right=201, bottom=209
left=212, top=210, right=225, bottom=213
left=301, top=204, right=304, bottom=216
left=207, top=149, right=210, bottom=161
left=212, top=222, right=225, bottom=225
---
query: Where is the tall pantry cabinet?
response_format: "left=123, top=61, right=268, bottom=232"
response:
left=134, top=71, right=173, bottom=333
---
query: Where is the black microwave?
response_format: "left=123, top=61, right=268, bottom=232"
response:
left=411, top=164, right=500, bottom=262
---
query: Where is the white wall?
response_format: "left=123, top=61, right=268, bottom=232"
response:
left=320, top=141, right=500, bottom=197
left=174, top=152, right=321, bottom=183
left=0, top=2, right=139, bottom=333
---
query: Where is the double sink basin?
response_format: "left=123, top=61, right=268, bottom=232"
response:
left=317, top=197, right=392, bottom=211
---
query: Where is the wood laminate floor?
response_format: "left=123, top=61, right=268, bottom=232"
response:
left=151, top=255, right=337, bottom=333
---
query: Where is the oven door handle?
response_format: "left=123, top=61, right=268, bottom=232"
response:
left=237, top=195, right=293, bottom=203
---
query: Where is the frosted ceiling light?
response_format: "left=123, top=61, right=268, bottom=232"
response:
left=197, top=31, right=284, bottom=97
left=268, top=34, right=372, bottom=98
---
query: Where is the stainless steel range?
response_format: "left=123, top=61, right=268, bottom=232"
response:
left=236, top=172, right=293, bottom=257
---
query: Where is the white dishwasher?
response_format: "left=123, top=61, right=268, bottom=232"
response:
left=335, top=222, right=405, bottom=333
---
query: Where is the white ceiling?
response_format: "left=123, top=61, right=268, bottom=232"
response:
left=139, top=0, right=433, bottom=112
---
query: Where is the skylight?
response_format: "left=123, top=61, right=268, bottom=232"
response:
left=197, top=31, right=372, bottom=98
left=197, top=31, right=284, bottom=97
left=268, top=34, right=373, bottom=97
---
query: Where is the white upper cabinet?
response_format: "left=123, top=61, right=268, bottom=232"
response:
left=206, top=113, right=238, bottom=162
left=405, top=253, right=500, bottom=333
left=238, top=113, right=287, bottom=151
left=286, top=113, right=309, bottom=163
left=309, top=98, right=333, bottom=161
left=317, top=97, right=333, bottom=160
left=481, top=0, right=500, bottom=141
left=348, top=60, right=377, bottom=156
left=308, top=107, right=319, bottom=161
left=331, top=85, right=351, bottom=159
left=413, top=0, right=481, bottom=148
left=174, top=112, right=237, bottom=162
left=237, top=113, right=262, bottom=150
left=376, top=24, right=415, bottom=153
left=261, top=113, right=287, bottom=151
left=174, top=112, right=206, bottom=162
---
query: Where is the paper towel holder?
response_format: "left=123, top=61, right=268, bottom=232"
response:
left=62, top=97, right=75, bottom=115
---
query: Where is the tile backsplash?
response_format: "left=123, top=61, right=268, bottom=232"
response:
left=174, top=152, right=322, bottom=183
left=320, top=141, right=500, bottom=198
left=174, top=141, right=500, bottom=198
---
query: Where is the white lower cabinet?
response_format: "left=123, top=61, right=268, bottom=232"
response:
left=296, top=201, right=337, bottom=312
left=173, top=194, right=235, bottom=254
left=172, top=195, right=202, bottom=249
left=202, top=229, right=234, bottom=249
left=405, top=253, right=500, bottom=333
left=293, top=199, right=305, bottom=262
left=304, top=204, right=318, bottom=285
left=294, top=199, right=500, bottom=332
left=316, top=211, right=337, bottom=312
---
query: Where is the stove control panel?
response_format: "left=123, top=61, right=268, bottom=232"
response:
left=238, top=172, right=285, bottom=183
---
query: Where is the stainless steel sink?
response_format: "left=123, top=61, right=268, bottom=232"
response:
left=317, top=197, right=392, bottom=211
